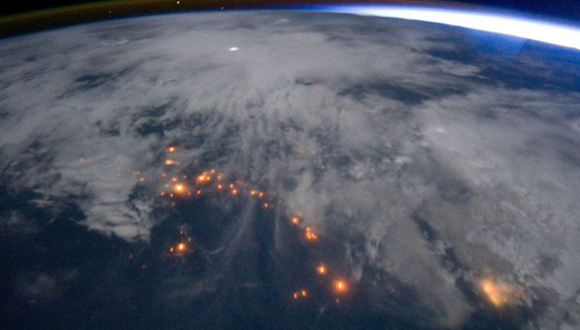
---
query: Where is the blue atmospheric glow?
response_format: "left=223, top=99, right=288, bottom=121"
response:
left=310, top=6, right=580, bottom=50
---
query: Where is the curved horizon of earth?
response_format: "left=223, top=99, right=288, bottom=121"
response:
left=1, top=9, right=580, bottom=330
left=318, top=6, right=580, bottom=50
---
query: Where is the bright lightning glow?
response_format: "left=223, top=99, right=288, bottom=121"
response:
left=317, top=6, right=580, bottom=50
left=479, top=278, right=517, bottom=307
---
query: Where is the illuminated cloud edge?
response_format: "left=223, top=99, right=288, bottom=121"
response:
left=309, top=6, right=580, bottom=51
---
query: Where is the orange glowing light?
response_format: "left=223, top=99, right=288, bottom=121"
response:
left=291, top=217, right=299, bottom=224
left=301, top=290, right=307, bottom=297
left=139, top=177, right=145, bottom=182
left=317, top=265, right=326, bottom=275
left=167, top=146, right=176, bottom=152
left=177, top=243, right=186, bottom=251
left=196, top=189, right=202, bottom=195
left=174, top=184, right=186, bottom=193
left=480, top=278, right=514, bottom=307
left=217, top=184, right=223, bottom=189
left=170, top=247, right=175, bottom=252
left=231, top=189, right=238, bottom=195
left=263, top=203, right=269, bottom=208
left=334, top=280, right=347, bottom=293
left=229, top=183, right=234, bottom=189
left=165, top=159, right=176, bottom=165
left=305, top=227, right=318, bottom=240
left=258, top=192, right=264, bottom=198
left=250, top=190, right=257, bottom=196
left=171, top=177, right=178, bottom=182
left=293, top=293, right=299, bottom=299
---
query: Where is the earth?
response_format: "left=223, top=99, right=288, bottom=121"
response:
left=1, top=9, right=580, bottom=330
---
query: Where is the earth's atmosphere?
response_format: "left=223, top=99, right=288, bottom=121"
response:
left=1, top=10, right=580, bottom=330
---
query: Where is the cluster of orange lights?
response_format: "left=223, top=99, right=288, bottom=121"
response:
left=293, top=281, right=347, bottom=300
left=293, top=290, right=308, bottom=300
left=288, top=215, right=347, bottom=301
left=304, top=226, right=318, bottom=241
left=289, top=215, right=318, bottom=241
left=291, top=272, right=348, bottom=301
left=136, top=146, right=526, bottom=311
left=158, top=145, right=349, bottom=303
left=287, top=216, right=348, bottom=301
left=250, top=190, right=265, bottom=198
left=157, top=158, right=272, bottom=209
left=169, top=242, right=188, bottom=254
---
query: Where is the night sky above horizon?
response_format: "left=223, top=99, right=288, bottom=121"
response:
left=1, top=0, right=578, bottom=20
left=1, top=0, right=579, bottom=38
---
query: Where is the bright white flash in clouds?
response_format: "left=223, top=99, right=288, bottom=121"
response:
left=320, top=6, right=580, bottom=50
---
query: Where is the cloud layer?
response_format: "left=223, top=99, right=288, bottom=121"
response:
left=1, top=11, right=580, bottom=328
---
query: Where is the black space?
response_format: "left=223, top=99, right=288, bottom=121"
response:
left=1, top=0, right=580, bottom=23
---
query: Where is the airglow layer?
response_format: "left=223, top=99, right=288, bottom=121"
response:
left=315, top=6, right=580, bottom=50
